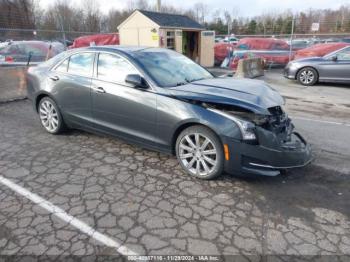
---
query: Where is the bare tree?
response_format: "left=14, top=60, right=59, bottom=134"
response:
left=193, top=3, right=208, bottom=24
left=127, top=0, right=150, bottom=12
left=84, top=0, right=101, bottom=32
left=0, top=0, right=36, bottom=29
left=105, top=9, right=132, bottom=32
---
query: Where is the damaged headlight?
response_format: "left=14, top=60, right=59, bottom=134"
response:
left=209, top=109, right=257, bottom=141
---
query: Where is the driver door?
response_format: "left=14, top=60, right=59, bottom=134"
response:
left=319, top=47, right=350, bottom=82
left=91, top=52, right=158, bottom=145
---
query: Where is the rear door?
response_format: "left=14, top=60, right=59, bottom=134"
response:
left=49, top=52, right=95, bottom=127
left=91, top=52, right=157, bottom=144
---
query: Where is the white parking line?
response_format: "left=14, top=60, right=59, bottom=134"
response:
left=292, top=116, right=350, bottom=127
left=0, top=175, right=139, bottom=256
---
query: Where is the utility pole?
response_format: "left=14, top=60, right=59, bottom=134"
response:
left=57, top=13, right=67, bottom=49
left=289, top=15, right=295, bottom=62
left=156, top=0, right=161, bottom=12
left=263, top=21, right=266, bottom=36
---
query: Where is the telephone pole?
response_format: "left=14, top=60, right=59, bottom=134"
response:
left=156, top=0, right=161, bottom=12
left=289, top=15, right=295, bottom=62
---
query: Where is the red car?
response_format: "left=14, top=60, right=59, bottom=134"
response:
left=294, top=42, right=350, bottom=60
left=0, top=41, right=64, bottom=65
left=70, top=34, right=120, bottom=49
left=226, top=38, right=292, bottom=70
left=214, top=42, right=235, bottom=65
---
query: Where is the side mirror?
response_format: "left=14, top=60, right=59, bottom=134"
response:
left=125, top=74, right=148, bottom=89
left=331, top=55, right=338, bottom=62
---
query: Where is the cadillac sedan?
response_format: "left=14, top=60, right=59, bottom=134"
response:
left=27, top=46, right=312, bottom=179
left=284, top=45, right=350, bottom=86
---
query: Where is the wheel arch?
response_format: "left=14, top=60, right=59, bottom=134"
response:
left=171, top=121, right=222, bottom=155
left=34, top=92, right=56, bottom=112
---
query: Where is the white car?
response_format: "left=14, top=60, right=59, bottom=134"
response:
left=223, top=36, right=238, bottom=44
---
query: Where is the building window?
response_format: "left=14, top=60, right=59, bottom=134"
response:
left=166, top=31, right=175, bottom=50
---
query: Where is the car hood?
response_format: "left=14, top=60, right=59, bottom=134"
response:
left=293, top=56, right=324, bottom=63
left=167, top=78, right=284, bottom=115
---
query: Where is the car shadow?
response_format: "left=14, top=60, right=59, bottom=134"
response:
left=316, top=82, right=350, bottom=88
left=220, top=164, right=350, bottom=223
left=60, top=128, right=349, bottom=223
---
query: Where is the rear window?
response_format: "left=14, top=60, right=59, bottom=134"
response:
left=0, top=44, right=21, bottom=55
left=19, top=43, right=47, bottom=56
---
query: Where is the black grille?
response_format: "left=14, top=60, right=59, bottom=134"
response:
left=263, top=106, right=293, bottom=142
left=268, top=106, right=284, bottom=116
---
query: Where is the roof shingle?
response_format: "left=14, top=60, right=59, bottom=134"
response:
left=138, top=10, right=205, bottom=30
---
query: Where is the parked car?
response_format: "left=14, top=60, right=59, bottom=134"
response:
left=284, top=45, right=350, bottom=86
left=294, top=42, right=350, bottom=60
left=27, top=47, right=312, bottom=179
left=214, top=42, right=235, bottom=65
left=230, top=50, right=292, bottom=70
left=215, top=36, right=225, bottom=43
left=0, top=41, right=64, bottom=65
left=342, top=37, right=350, bottom=43
left=69, top=33, right=119, bottom=49
left=289, top=39, right=310, bottom=51
left=321, top=38, right=342, bottom=43
left=0, top=41, right=9, bottom=49
left=229, top=38, right=292, bottom=70
left=223, top=36, right=239, bottom=44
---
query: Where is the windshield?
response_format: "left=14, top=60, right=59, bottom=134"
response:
left=133, top=48, right=214, bottom=87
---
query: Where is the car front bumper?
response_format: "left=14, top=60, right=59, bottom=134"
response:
left=283, top=65, right=298, bottom=80
left=222, top=131, right=312, bottom=176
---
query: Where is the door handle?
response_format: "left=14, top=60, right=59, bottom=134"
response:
left=49, top=76, right=59, bottom=81
left=92, top=86, right=106, bottom=93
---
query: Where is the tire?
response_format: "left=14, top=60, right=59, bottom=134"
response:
left=297, top=67, right=318, bottom=86
left=175, top=125, right=224, bottom=180
left=38, top=97, right=65, bottom=134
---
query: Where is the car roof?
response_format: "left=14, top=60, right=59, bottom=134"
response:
left=84, top=45, right=156, bottom=54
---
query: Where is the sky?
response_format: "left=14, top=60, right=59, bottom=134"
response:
left=40, top=0, right=349, bottom=18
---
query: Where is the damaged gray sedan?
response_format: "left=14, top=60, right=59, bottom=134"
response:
left=27, top=46, right=312, bottom=179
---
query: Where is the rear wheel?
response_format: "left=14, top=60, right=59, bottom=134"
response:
left=297, top=67, right=318, bottom=86
left=176, top=125, right=224, bottom=180
left=38, top=97, right=65, bottom=134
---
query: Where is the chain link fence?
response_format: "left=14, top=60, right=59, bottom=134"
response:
left=0, top=28, right=100, bottom=45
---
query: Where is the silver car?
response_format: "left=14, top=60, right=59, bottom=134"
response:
left=284, top=46, right=350, bottom=86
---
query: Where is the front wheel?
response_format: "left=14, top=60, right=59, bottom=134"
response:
left=38, top=97, right=65, bottom=134
left=176, top=125, right=224, bottom=180
left=297, top=67, right=318, bottom=86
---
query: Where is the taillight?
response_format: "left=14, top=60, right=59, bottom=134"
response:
left=5, top=56, right=14, bottom=62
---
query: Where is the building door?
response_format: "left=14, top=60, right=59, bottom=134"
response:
left=200, top=31, right=215, bottom=67
left=175, top=30, right=183, bottom=54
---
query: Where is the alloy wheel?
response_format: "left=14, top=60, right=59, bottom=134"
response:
left=39, top=100, right=59, bottom=132
left=299, top=70, right=314, bottom=85
left=179, top=133, right=218, bottom=176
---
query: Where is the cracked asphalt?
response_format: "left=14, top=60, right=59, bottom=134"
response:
left=0, top=82, right=349, bottom=259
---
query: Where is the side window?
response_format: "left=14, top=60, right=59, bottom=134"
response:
left=68, top=53, right=94, bottom=77
left=97, top=53, right=138, bottom=84
left=336, top=47, right=350, bottom=61
left=1, top=45, right=21, bottom=55
left=55, top=58, right=69, bottom=73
